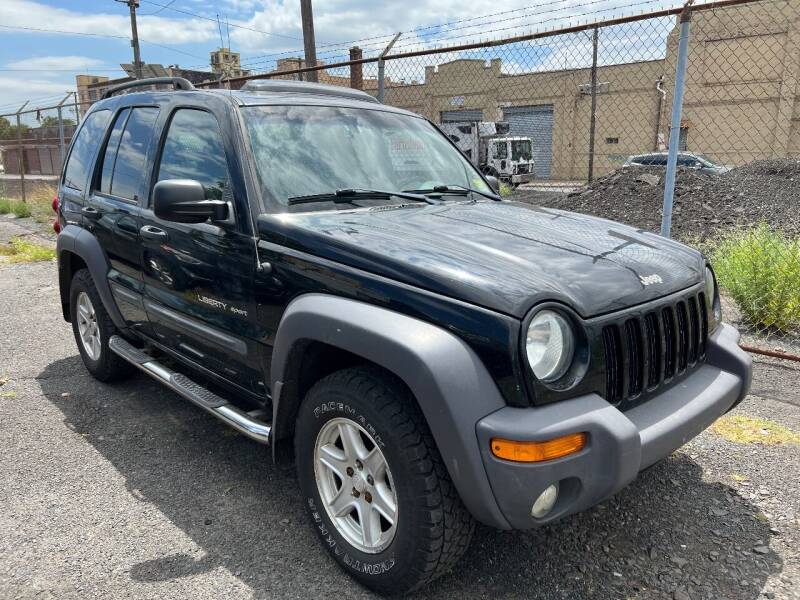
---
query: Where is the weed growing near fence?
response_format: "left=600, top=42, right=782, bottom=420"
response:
left=0, top=237, right=55, bottom=263
left=11, top=202, right=31, bottom=218
left=712, top=224, right=800, bottom=333
left=0, top=198, right=33, bottom=219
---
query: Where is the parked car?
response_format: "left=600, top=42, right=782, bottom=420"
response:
left=623, top=151, right=732, bottom=175
left=54, top=77, right=751, bottom=595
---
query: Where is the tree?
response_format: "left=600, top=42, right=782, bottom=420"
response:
left=0, top=117, right=28, bottom=140
left=40, top=115, right=75, bottom=128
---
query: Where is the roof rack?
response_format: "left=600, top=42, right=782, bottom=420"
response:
left=102, top=77, right=195, bottom=100
left=239, top=79, right=379, bottom=103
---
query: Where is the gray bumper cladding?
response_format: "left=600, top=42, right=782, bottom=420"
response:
left=475, top=323, right=751, bottom=530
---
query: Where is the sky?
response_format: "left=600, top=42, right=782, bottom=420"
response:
left=0, top=0, right=683, bottom=121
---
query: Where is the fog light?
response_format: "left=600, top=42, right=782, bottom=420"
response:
left=531, top=483, right=559, bottom=518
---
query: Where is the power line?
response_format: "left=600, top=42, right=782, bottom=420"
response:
left=0, top=24, right=128, bottom=39
left=139, top=0, right=176, bottom=16
left=232, top=0, right=589, bottom=66
left=0, top=68, right=126, bottom=72
left=0, top=24, right=207, bottom=61
left=230, top=0, right=639, bottom=71
left=139, top=0, right=304, bottom=42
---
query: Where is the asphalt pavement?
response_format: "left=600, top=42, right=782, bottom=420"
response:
left=1, top=252, right=798, bottom=599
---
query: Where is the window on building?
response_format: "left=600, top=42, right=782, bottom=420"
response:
left=605, top=137, right=619, bottom=144
left=157, top=109, right=230, bottom=202
left=104, top=107, right=159, bottom=202
left=63, top=109, right=111, bottom=191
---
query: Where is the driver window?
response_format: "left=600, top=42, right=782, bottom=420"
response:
left=494, top=141, right=508, bottom=159
left=157, top=109, right=232, bottom=206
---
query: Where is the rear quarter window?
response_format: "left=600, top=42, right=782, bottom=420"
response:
left=107, top=107, right=159, bottom=202
left=63, top=110, right=111, bottom=191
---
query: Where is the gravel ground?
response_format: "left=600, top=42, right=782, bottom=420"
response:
left=514, top=159, right=800, bottom=243
left=1, top=238, right=799, bottom=598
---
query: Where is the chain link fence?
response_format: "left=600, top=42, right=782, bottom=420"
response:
left=200, top=0, right=799, bottom=362
left=0, top=0, right=796, bottom=365
left=0, top=94, right=84, bottom=223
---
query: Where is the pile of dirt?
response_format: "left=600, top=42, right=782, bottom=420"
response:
left=518, top=159, right=800, bottom=242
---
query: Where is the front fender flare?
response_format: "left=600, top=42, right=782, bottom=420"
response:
left=270, top=293, right=511, bottom=529
left=57, top=224, right=126, bottom=330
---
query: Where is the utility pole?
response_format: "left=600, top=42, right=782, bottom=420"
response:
left=117, top=0, right=143, bottom=79
left=300, top=0, right=318, bottom=83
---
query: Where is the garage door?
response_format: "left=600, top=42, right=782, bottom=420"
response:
left=502, top=105, right=554, bottom=178
left=440, top=109, right=484, bottom=123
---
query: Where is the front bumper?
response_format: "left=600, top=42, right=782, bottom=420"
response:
left=475, top=323, right=751, bottom=529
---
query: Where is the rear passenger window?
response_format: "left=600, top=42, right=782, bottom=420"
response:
left=157, top=109, right=230, bottom=200
left=107, top=107, right=159, bottom=202
left=63, top=110, right=111, bottom=191
left=98, top=108, right=130, bottom=194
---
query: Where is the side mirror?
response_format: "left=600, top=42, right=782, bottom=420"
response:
left=153, top=179, right=228, bottom=224
left=485, top=175, right=500, bottom=193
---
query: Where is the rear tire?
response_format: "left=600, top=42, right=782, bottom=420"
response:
left=295, top=366, right=474, bottom=595
left=69, top=269, right=134, bottom=382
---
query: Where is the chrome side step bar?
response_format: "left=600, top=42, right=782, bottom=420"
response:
left=109, top=335, right=271, bottom=444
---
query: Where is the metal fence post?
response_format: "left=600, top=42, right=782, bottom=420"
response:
left=14, top=101, right=29, bottom=204
left=588, top=26, right=599, bottom=183
left=661, top=1, right=693, bottom=238
left=378, top=33, right=402, bottom=103
left=72, top=91, right=81, bottom=124
left=56, top=92, right=72, bottom=171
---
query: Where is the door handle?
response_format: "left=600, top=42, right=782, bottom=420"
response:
left=81, top=206, right=101, bottom=220
left=140, top=225, right=169, bottom=241
left=115, top=220, right=139, bottom=234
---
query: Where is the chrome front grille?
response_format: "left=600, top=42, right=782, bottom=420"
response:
left=602, top=292, right=708, bottom=409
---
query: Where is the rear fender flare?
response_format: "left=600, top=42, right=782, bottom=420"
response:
left=269, top=293, right=511, bottom=528
left=57, top=224, right=126, bottom=330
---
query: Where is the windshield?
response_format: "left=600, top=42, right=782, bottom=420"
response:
left=511, top=139, right=532, bottom=161
left=242, top=105, right=492, bottom=211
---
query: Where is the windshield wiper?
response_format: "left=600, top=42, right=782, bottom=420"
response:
left=404, top=184, right=502, bottom=201
left=287, top=188, right=437, bottom=206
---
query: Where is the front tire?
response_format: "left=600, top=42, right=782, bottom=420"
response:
left=295, top=367, right=474, bottom=595
left=69, top=269, right=134, bottom=382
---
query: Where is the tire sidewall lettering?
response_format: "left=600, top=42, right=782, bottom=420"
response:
left=312, top=401, right=385, bottom=449
left=306, top=496, right=396, bottom=575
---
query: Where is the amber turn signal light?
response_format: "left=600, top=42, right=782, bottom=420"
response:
left=491, top=432, right=587, bottom=462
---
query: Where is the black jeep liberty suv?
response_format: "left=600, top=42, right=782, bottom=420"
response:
left=55, top=77, right=752, bottom=595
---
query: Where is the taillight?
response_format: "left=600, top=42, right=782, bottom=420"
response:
left=52, top=195, right=61, bottom=234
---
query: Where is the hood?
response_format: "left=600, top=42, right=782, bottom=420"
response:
left=258, top=200, right=705, bottom=318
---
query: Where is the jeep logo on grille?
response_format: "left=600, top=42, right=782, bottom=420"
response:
left=639, top=273, right=663, bottom=286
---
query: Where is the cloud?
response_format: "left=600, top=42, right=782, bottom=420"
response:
left=0, top=0, right=217, bottom=45
left=5, top=56, right=108, bottom=71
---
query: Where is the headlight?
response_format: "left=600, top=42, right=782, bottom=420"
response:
left=526, top=310, right=575, bottom=382
left=705, top=266, right=721, bottom=327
